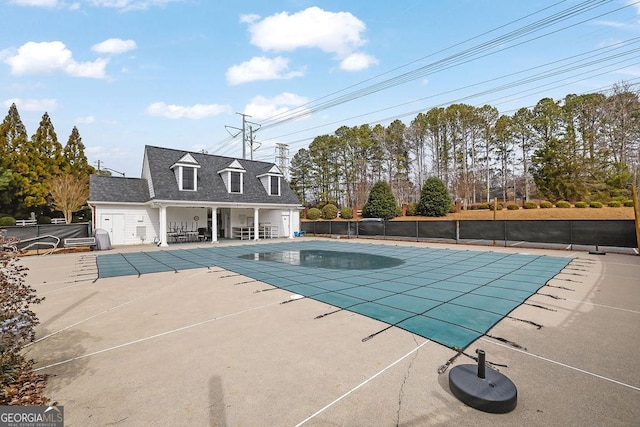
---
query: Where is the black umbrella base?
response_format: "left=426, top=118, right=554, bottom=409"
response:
left=449, top=363, right=517, bottom=414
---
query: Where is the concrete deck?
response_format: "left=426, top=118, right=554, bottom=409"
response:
left=20, top=238, right=639, bottom=426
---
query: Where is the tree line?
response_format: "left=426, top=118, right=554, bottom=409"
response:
left=0, top=104, right=95, bottom=221
left=289, top=82, right=639, bottom=209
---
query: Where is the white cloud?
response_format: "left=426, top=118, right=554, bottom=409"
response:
left=226, top=56, right=304, bottom=85
left=9, top=0, right=57, bottom=6
left=339, top=52, right=378, bottom=72
left=3, top=41, right=108, bottom=78
left=92, top=38, right=137, bottom=54
left=246, top=6, right=367, bottom=57
left=75, top=115, right=96, bottom=124
left=4, top=98, right=58, bottom=112
left=244, top=92, right=309, bottom=120
left=88, top=0, right=181, bottom=12
left=145, top=102, right=231, bottom=119
left=240, top=13, right=260, bottom=24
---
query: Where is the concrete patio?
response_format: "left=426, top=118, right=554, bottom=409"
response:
left=20, top=238, right=640, bottom=426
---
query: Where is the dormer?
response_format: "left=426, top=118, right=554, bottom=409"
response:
left=257, top=165, right=283, bottom=196
left=170, top=153, right=201, bottom=191
left=218, top=159, right=246, bottom=194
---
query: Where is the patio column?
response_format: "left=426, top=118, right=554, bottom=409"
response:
left=288, top=209, right=295, bottom=239
left=159, top=204, right=169, bottom=247
left=254, top=208, right=259, bottom=241
left=211, top=207, right=218, bottom=243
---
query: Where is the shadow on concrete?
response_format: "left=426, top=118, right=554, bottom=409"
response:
left=208, top=375, right=227, bottom=427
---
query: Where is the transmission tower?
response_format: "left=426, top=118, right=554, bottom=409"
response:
left=275, top=143, right=289, bottom=178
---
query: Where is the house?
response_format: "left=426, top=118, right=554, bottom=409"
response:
left=88, top=145, right=302, bottom=246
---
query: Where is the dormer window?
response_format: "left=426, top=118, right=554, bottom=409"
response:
left=182, top=167, right=195, bottom=190
left=230, top=171, right=242, bottom=193
left=269, top=175, right=280, bottom=196
left=258, top=165, right=284, bottom=196
left=170, top=153, right=200, bottom=191
left=218, top=160, right=245, bottom=194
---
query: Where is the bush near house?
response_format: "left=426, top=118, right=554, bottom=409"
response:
left=406, top=202, right=418, bottom=216
left=489, top=203, right=504, bottom=211
left=555, top=201, right=571, bottom=208
left=590, top=201, right=603, bottom=208
left=307, top=208, right=322, bottom=220
left=540, top=201, right=553, bottom=208
left=0, top=217, right=16, bottom=226
left=340, top=207, right=353, bottom=219
left=623, top=200, right=634, bottom=207
left=507, top=204, right=520, bottom=210
left=575, top=202, right=588, bottom=208
left=608, top=201, right=622, bottom=207
left=523, top=202, right=538, bottom=209
left=362, top=181, right=398, bottom=220
left=322, top=204, right=338, bottom=220
left=418, top=177, right=452, bottom=217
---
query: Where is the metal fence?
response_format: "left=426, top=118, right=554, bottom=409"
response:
left=300, top=219, right=637, bottom=249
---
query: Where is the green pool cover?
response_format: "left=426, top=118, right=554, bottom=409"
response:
left=96, top=241, right=571, bottom=349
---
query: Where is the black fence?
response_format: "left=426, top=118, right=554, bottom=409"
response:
left=301, top=219, right=637, bottom=249
left=2, top=223, right=92, bottom=249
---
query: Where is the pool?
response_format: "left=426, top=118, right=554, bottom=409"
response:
left=238, top=249, right=404, bottom=270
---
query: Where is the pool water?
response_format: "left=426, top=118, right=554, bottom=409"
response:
left=238, top=249, right=404, bottom=270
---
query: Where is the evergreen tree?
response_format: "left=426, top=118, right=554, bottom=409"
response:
left=418, top=177, right=452, bottom=217
left=362, top=181, right=398, bottom=220
left=289, top=148, right=312, bottom=205
left=16, top=112, right=64, bottom=212
left=63, top=126, right=95, bottom=178
left=0, top=104, right=29, bottom=216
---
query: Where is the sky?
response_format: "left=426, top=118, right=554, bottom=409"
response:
left=1, top=0, right=640, bottom=177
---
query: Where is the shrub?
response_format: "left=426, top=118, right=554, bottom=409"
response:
left=406, top=202, right=418, bottom=216
left=523, top=202, right=538, bottom=209
left=322, top=204, right=338, bottom=220
left=555, top=201, right=571, bottom=208
left=477, top=203, right=490, bottom=210
left=362, top=181, right=398, bottom=220
left=418, top=177, right=452, bottom=217
left=37, top=216, right=51, bottom=224
left=607, top=201, right=621, bottom=207
left=507, top=204, right=520, bottom=210
left=489, top=203, right=503, bottom=211
left=574, top=202, right=588, bottom=208
left=340, top=207, right=353, bottom=219
left=589, top=201, right=603, bottom=208
left=449, top=204, right=457, bottom=213
left=0, top=230, right=47, bottom=404
left=0, top=217, right=16, bottom=226
left=540, top=201, right=553, bottom=209
left=307, top=208, right=321, bottom=220
left=624, top=200, right=634, bottom=207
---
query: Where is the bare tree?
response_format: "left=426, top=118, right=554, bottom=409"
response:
left=49, top=175, right=89, bottom=224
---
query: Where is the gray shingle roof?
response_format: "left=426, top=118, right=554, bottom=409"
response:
left=89, top=145, right=301, bottom=206
left=89, top=175, right=150, bottom=203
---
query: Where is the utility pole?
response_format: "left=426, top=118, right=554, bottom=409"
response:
left=275, top=143, right=289, bottom=178
left=248, top=125, right=262, bottom=160
left=225, top=113, right=261, bottom=159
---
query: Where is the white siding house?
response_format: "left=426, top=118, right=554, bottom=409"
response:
left=88, top=146, right=303, bottom=246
